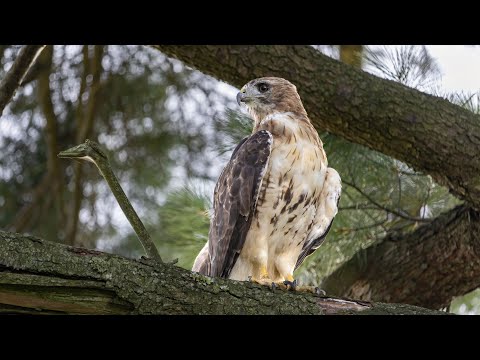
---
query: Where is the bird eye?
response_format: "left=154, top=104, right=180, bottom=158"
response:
left=257, top=83, right=269, bottom=93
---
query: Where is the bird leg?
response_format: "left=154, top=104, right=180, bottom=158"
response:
left=283, top=274, right=298, bottom=290
left=249, top=265, right=287, bottom=291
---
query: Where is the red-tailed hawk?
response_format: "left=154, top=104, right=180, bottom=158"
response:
left=193, top=77, right=341, bottom=289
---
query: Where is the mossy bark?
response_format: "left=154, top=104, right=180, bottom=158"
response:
left=0, top=231, right=446, bottom=315
left=152, top=45, right=480, bottom=209
left=323, top=205, right=480, bottom=309
left=150, top=45, right=480, bottom=310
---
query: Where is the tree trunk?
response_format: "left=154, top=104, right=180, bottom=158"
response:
left=0, top=231, right=446, bottom=315
left=152, top=45, right=480, bottom=209
left=322, top=205, right=480, bottom=309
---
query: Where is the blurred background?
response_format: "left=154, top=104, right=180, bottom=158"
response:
left=0, top=45, right=479, bottom=314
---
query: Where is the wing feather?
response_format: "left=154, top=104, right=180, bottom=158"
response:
left=295, top=168, right=342, bottom=270
left=208, top=130, right=272, bottom=278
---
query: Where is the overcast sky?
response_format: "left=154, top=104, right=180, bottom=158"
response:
left=424, top=45, right=480, bottom=93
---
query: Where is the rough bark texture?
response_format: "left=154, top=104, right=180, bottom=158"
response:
left=323, top=205, right=480, bottom=309
left=0, top=45, right=45, bottom=115
left=150, top=45, right=480, bottom=310
left=0, top=231, right=446, bottom=315
left=152, top=45, right=480, bottom=209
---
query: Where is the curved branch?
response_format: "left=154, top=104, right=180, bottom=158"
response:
left=0, top=45, right=45, bottom=115
left=151, top=45, right=480, bottom=208
left=0, top=231, right=447, bottom=315
left=58, top=140, right=163, bottom=263
left=322, top=205, right=480, bottom=309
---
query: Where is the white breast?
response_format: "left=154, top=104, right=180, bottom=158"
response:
left=229, top=112, right=329, bottom=282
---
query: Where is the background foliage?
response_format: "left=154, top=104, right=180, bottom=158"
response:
left=0, top=45, right=477, bottom=313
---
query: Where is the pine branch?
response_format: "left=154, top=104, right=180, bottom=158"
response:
left=151, top=45, right=480, bottom=208
left=0, top=45, right=45, bottom=115
left=342, top=179, right=431, bottom=223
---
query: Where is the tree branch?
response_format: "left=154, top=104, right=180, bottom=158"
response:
left=322, top=205, right=480, bottom=309
left=0, top=231, right=446, bottom=315
left=66, top=45, right=104, bottom=246
left=78, top=45, right=103, bottom=141
left=58, top=140, right=163, bottom=263
left=151, top=45, right=480, bottom=208
left=66, top=45, right=90, bottom=246
left=37, top=45, right=65, bottom=236
left=342, top=179, right=431, bottom=223
left=0, top=45, right=45, bottom=115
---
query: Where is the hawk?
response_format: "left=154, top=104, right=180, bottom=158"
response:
left=193, top=77, right=341, bottom=289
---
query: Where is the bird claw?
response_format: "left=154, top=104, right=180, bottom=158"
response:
left=283, top=279, right=298, bottom=291
left=315, top=287, right=327, bottom=296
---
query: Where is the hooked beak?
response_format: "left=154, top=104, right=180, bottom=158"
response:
left=236, top=91, right=245, bottom=106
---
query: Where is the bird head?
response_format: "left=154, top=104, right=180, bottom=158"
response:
left=236, top=77, right=307, bottom=124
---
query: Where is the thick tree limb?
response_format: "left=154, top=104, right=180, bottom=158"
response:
left=152, top=45, right=480, bottom=209
left=0, top=231, right=446, bottom=315
left=322, top=205, right=480, bottom=309
left=0, top=45, right=45, bottom=115
left=150, top=45, right=480, bottom=309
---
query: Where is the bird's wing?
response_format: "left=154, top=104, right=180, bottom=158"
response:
left=208, top=130, right=272, bottom=278
left=192, top=241, right=210, bottom=274
left=295, top=168, right=342, bottom=270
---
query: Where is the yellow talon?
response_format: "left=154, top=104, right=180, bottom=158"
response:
left=285, top=274, right=294, bottom=282
left=259, top=265, right=269, bottom=279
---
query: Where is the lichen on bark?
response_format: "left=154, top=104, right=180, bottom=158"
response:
left=0, top=231, right=447, bottom=315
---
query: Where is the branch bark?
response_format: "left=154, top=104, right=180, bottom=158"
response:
left=152, top=45, right=480, bottom=209
left=322, top=205, right=480, bottom=309
left=0, top=45, right=45, bottom=115
left=150, top=45, right=480, bottom=310
left=0, top=231, right=446, bottom=315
